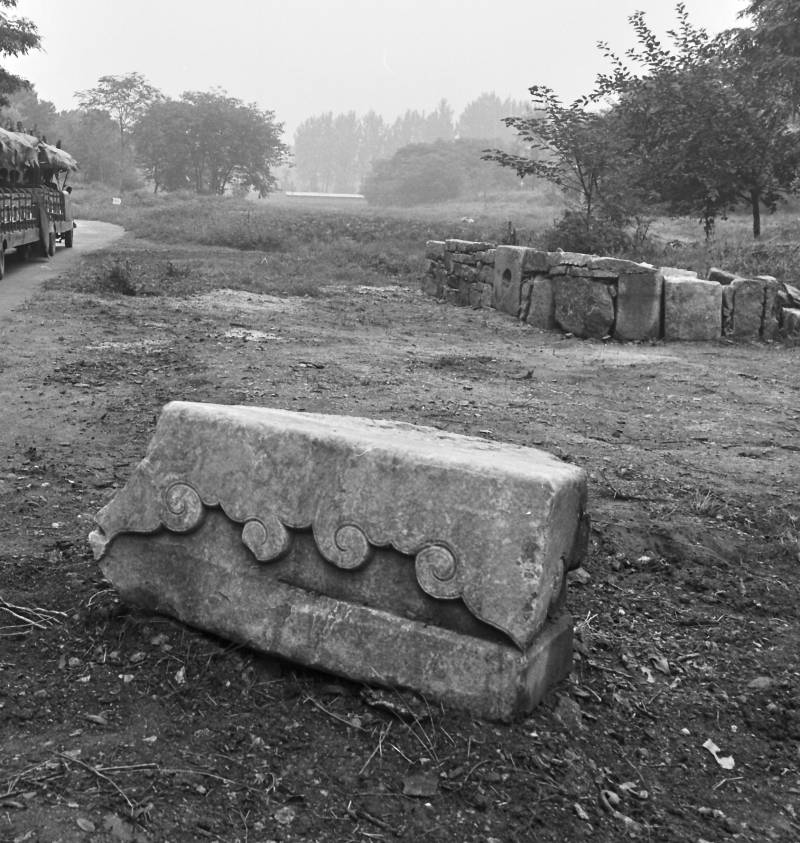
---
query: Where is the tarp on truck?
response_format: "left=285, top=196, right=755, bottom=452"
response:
left=38, top=142, right=78, bottom=173
left=0, top=128, right=40, bottom=169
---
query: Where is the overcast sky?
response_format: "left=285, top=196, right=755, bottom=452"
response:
left=8, top=0, right=745, bottom=140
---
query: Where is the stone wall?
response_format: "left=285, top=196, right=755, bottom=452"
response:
left=422, top=239, right=800, bottom=343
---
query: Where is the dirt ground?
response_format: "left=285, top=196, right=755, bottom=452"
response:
left=1, top=233, right=798, bottom=843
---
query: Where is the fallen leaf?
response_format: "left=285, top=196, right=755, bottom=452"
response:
left=76, top=818, right=96, bottom=832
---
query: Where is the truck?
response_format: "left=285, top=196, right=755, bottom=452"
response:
left=0, top=127, right=78, bottom=280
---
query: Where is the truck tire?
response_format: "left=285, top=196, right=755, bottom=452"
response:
left=48, top=230, right=55, bottom=257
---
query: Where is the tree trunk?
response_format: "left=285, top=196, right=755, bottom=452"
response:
left=751, top=189, right=761, bottom=238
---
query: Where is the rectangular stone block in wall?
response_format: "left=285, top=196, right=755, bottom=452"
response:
left=526, top=275, right=556, bottom=330
left=663, top=277, right=722, bottom=341
left=614, top=269, right=662, bottom=341
left=761, top=278, right=781, bottom=340
left=782, top=307, right=800, bottom=342
left=91, top=402, right=589, bottom=721
left=730, top=278, right=765, bottom=340
left=493, top=245, right=527, bottom=317
left=553, top=277, right=615, bottom=339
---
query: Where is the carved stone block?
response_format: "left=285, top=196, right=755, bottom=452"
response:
left=91, top=402, right=589, bottom=720
left=493, top=245, right=527, bottom=317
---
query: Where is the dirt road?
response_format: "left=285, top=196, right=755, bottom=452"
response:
left=0, top=221, right=123, bottom=316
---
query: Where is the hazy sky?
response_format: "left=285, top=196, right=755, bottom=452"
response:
left=8, top=0, right=745, bottom=140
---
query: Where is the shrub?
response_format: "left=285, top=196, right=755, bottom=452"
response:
left=542, top=210, right=631, bottom=254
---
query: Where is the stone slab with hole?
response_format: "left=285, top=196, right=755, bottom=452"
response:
left=90, top=402, right=589, bottom=720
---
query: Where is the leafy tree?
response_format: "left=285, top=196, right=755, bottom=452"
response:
left=76, top=72, right=162, bottom=160
left=135, top=90, right=287, bottom=196
left=57, top=108, right=123, bottom=185
left=364, top=142, right=463, bottom=205
left=483, top=86, right=632, bottom=237
left=734, top=0, right=800, bottom=112
left=364, top=139, right=520, bottom=206
left=0, top=85, right=56, bottom=136
left=0, top=0, right=40, bottom=106
left=134, top=99, right=192, bottom=192
left=596, top=3, right=798, bottom=237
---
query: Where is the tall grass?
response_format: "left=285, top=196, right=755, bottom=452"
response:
left=69, top=184, right=800, bottom=286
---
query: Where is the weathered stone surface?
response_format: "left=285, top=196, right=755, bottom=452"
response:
left=92, top=403, right=589, bottom=719
left=784, top=282, right=800, bottom=308
left=519, top=279, right=533, bottom=322
left=730, top=278, right=765, bottom=340
left=722, top=285, right=735, bottom=335
left=614, top=269, right=662, bottom=341
left=521, top=248, right=549, bottom=273
left=457, top=278, right=473, bottom=306
left=658, top=267, right=699, bottom=283
left=663, top=277, right=722, bottom=341
left=566, top=266, right=592, bottom=278
left=588, top=257, right=653, bottom=280
left=762, top=279, right=782, bottom=341
left=451, top=252, right=479, bottom=265
left=782, top=307, right=800, bottom=340
left=493, top=245, right=527, bottom=317
left=526, top=275, right=556, bottom=330
left=708, top=266, right=737, bottom=285
left=553, top=277, right=615, bottom=338
left=420, top=271, right=443, bottom=298
left=549, top=251, right=591, bottom=268
left=446, top=239, right=493, bottom=253
left=425, top=240, right=446, bottom=260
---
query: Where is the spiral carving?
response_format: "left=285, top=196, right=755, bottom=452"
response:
left=161, top=482, right=204, bottom=532
left=318, top=523, right=372, bottom=570
left=242, top=515, right=292, bottom=562
left=415, top=544, right=460, bottom=599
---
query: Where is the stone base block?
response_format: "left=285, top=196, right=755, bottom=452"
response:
left=493, top=245, right=527, bottom=316
left=663, top=277, right=722, bottom=341
left=102, top=513, right=574, bottom=721
left=91, top=403, right=588, bottom=720
left=526, top=275, right=556, bottom=330
left=614, top=270, right=662, bottom=341
left=553, top=277, right=615, bottom=338
left=730, top=278, right=765, bottom=339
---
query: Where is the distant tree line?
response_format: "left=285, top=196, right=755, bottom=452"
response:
left=290, top=93, right=535, bottom=196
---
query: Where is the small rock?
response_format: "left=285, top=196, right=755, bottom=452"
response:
left=569, top=567, right=591, bottom=585
left=746, top=676, right=773, bottom=691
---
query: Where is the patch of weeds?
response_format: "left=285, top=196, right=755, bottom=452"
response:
left=107, top=260, right=137, bottom=296
left=689, top=489, right=726, bottom=518
left=164, top=260, right=191, bottom=278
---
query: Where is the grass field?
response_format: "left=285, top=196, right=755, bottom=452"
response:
left=69, top=183, right=800, bottom=291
